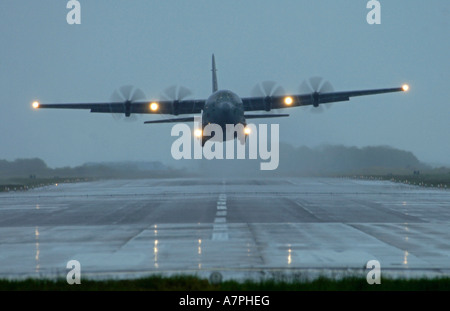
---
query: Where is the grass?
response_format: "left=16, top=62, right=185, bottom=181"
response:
left=344, top=174, right=450, bottom=189
left=0, top=177, right=91, bottom=192
left=1, top=275, right=450, bottom=291
left=384, top=174, right=450, bottom=188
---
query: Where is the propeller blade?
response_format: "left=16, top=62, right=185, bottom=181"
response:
left=298, top=77, right=334, bottom=113
left=262, top=81, right=277, bottom=95
left=300, top=77, right=334, bottom=93
left=299, top=80, right=312, bottom=94
left=119, top=85, right=134, bottom=101
left=251, top=84, right=265, bottom=97
left=130, top=88, right=146, bottom=102
left=310, top=105, right=325, bottom=113
left=177, top=86, right=193, bottom=101
left=272, top=85, right=285, bottom=96
left=109, top=85, right=146, bottom=121
left=252, top=81, right=285, bottom=97
left=319, top=81, right=334, bottom=93
left=309, top=77, right=323, bottom=92
left=251, top=81, right=286, bottom=113
left=163, top=85, right=178, bottom=101
left=157, top=85, right=193, bottom=118
left=111, top=89, right=123, bottom=103
left=162, top=85, right=193, bottom=101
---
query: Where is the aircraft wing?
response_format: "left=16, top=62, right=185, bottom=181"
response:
left=33, top=99, right=205, bottom=116
left=33, top=85, right=408, bottom=117
left=242, top=85, right=409, bottom=112
left=142, top=114, right=290, bottom=124
left=144, top=117, right=195, bottom=124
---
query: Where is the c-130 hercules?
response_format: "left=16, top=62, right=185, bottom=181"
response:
left=33, top=54, right=409, bottom=146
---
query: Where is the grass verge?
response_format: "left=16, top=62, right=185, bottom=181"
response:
left=0, top=177, right=91, bottom=192
left=1, top=275, right=450, bottom=291
left=344, top=174, right=450, bottom=189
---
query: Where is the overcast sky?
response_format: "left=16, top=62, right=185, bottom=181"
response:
left=0, top=1, right=448, bottom=168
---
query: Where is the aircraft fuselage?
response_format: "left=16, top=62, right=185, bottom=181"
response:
left=202, top=90, right=246, bottom=143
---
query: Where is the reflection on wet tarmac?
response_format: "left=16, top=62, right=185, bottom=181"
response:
left=198, top=239, right=202, bottom=270
left=288, top=246, right=292, bottom=266
left=35, top=227, right=40, bottom=273
left=153, top=240, right=158, bottom=269
left=0, top=177, right=449, bottom=280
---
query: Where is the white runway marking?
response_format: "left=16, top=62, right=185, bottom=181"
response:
left=1, top=178, right=450, bottom=280
left=212, top=193, right=229, bottom=241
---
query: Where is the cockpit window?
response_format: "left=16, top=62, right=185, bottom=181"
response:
left=216, top=91, right=242, bottom=103
left=217, top=92, right=231, bottom=101
left=207, top=90, right=242, bottom=106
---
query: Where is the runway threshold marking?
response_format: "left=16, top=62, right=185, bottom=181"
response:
left=212, top=194, right=229, bottom=241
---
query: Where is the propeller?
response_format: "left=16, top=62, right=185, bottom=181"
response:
left=299, top=77, right=334, bottom=113
left=251, top=81, right=285, bottom=112
left=110, top=85, right=146, bottom=121
left=161, top=85, right=193, bottom=116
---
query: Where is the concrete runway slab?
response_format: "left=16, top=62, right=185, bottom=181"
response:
left=0, top=178, right=449, bottom=281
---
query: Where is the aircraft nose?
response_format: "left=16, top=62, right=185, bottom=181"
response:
left=219, top=101, right=233, bottom=113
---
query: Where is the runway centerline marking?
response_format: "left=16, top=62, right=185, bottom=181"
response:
left=212, top=193, right=229, bottom=241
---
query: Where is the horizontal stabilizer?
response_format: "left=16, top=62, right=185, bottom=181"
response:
left=144, top=117, right=195, bottom=124
left=244, top=114, right=289, bottom=119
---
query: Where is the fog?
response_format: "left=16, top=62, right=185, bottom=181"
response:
left=0, top=1, right=449, bottom=169
left=1, top=144, right=438, bottom=180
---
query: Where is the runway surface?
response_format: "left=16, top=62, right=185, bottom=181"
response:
left=0, top=177, right=449, bottom=281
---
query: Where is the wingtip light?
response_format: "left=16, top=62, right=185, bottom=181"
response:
left=194, top=129, right=203, bottom=138
left=402, top=84, right=410, bottom=92
left=32, top=101, right=40, bottom=109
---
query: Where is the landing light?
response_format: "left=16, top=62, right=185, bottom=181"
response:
left=194, top=129, right=202, bottom=137
left=284, top=96, right=293, bottom=105
left=32, top=101, right=40, bottom=109
left=244, top=127, right=251, bottom=135
left=402, top=84, right=410, bottom=92
left=150, top=102, right=159, bottom=112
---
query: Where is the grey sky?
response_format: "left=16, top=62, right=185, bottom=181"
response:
left=0, top=1, right=449, bottom=168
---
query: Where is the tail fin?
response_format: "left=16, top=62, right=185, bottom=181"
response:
left=212, top=54, right=218, bottom=93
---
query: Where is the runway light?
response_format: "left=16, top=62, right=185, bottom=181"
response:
left=284, top=96, right=293, bottom=105
left=194, top=129, right=203, bottom=137
left=402, top=84, right=410, bottom=92
left=150, top=102, right=159, bottom=112
left=32, top=101, right=40, bottom=109
left=244, top=127, right=251, bottom=135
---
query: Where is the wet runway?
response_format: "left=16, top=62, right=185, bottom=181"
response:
left=0, top=177, right=449, bottom=281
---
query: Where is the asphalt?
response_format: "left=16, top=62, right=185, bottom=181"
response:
left=0, top=177, right=449, bottom=281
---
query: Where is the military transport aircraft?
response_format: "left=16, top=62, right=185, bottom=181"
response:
left=32, top=54, right=409, bottom=145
